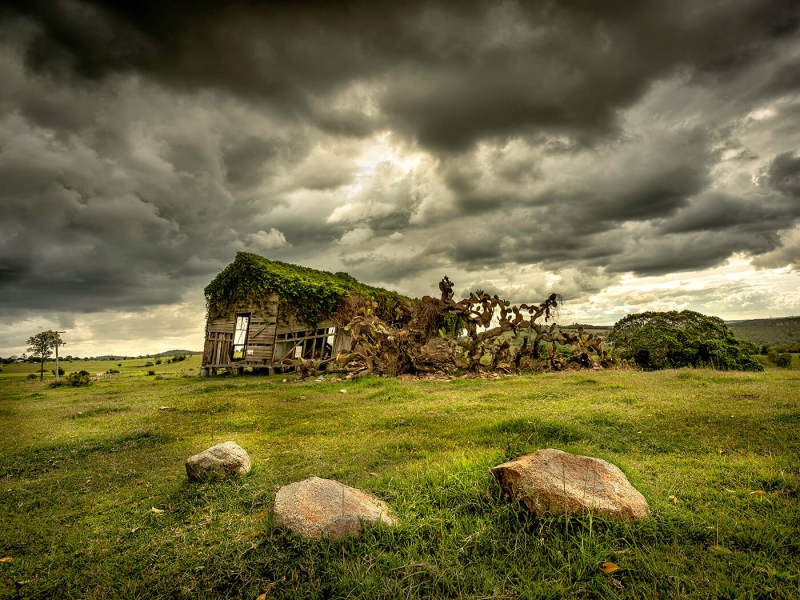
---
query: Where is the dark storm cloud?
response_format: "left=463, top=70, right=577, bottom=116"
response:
left=5, top=0, right=798, bottom=151
left=607, top=229, right=782, bottom=276
left=662, top=189, right=800, bottom=235
left=766, top=152, right=800, bottom=197
left=1, top=0, right=800, bottom=331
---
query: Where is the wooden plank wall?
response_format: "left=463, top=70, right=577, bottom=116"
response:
left=243, top=314, right=277, bottom=365
left=202, top=295, right=353, bottom=369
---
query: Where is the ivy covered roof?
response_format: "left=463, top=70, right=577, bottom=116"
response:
left=204, top=252, right=409, bottom=326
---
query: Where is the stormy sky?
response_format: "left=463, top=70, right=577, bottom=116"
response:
left=1, top=0, right=800, bottom=355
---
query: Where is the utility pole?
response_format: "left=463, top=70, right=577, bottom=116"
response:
left=55, top=331, right=65, bottom=382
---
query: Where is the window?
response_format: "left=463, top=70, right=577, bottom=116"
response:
left=232, top=314, right=250, bottom=360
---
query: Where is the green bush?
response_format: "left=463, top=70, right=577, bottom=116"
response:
left=26, top=373, right=38, bottom=380
left=51, top=366, right=65, bottom=377
left=771, top=342, right=800, bottom=353
left=768, top=350, right=792, bottom=368
left=556, top=345, right=574, bottom=358
left=144, top=361, right=154, bottom=367
left=50, top=372, right=91, bottom=388
left=608, top=310, right=763, bottom=371
left=147, top=370, right=156, bottom=376
left=155, top=358, right=162, bottom=365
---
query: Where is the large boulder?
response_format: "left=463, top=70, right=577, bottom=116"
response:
left=274, top=476, right=396, bottom=540
left=185, top=441, right=251, bottom=480
left=491, top=449, right=649, bottom=519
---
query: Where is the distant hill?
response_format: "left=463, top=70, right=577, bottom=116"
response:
left=560, top=323, right=613, bottom=338
left=726, top=317, right=800, bottom=347
left=92, top=350, right=201, bottom=360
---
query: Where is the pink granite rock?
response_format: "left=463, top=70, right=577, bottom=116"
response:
left=492, top=449, right=649, bottom=519
left=274, top=476, right=396, bottom=540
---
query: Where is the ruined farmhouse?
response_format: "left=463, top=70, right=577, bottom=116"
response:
left=201, top=252, right=407, bottom=374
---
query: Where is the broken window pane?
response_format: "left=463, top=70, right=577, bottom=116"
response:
left=232, top=314, right=250, bottom=360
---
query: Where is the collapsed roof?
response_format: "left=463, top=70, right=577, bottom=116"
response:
left=204, top=252, right=409, bottom=327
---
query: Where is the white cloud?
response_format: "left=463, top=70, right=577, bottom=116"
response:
left=338, top=227, right=374, bottom=245
left=246, top=228, right=291, bottom=251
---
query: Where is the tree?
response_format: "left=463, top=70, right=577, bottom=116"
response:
left=608, top=310, right=763, bottom=371
left=26, top=331, right=64, bottom=381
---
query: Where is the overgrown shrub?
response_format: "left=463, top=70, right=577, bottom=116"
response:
left=608, top=310, right=763, bottom=371
left=147, top=370, right=156, bottom=376
left=204, top=251, right=409, bottom=327
left=771, top=342, right=800, bottom=353
left=50, top=372, right=91, bottom=387
left=155, top=358, right=162, bottom=365
left=26, top=373, right=37, bottom=380
left=768, top=350, right=792, bottom=368
left=51, top=366, right=65, bottom=377
left=556, top=345, right=574, bottom=358
left=144, top=361, right=154, bottom=367
left=106, top=369, right=120, bottom=374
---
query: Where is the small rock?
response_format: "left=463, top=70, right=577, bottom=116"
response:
left=492, top=448, right=649, bottom=519
left=185, top=441, right=251, bottom=481
left=274, top=476, right=396, bottom=540
left=155, top=374, right=165, bottom=380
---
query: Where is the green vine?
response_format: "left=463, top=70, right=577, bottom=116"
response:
left=204, top=252, right=409, bottom=328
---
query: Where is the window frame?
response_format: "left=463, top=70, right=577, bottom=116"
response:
left=231, top=313, right=251, bottom=361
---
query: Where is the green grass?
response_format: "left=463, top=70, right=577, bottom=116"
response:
left=0, top=355, right=202, bottom=384
left=1, top=366, right=799, bottom=599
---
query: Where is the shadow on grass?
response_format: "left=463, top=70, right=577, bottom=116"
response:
left=0, top=430, right=176, bottom=478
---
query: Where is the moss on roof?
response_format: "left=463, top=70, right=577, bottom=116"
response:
left=204, top=252, right=409, bottom=327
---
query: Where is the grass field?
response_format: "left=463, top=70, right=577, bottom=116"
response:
left=1, top=358, right=799, bottom=599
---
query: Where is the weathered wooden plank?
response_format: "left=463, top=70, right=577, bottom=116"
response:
left=202, top=340, right=215, bottom=365
left=249, top=325, right=276, bottom=344
left=248, top=350, right=273, bottom=362
left=275, top=319, right=337, bottom=334
left=207, top=319, right=235, bottom=333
